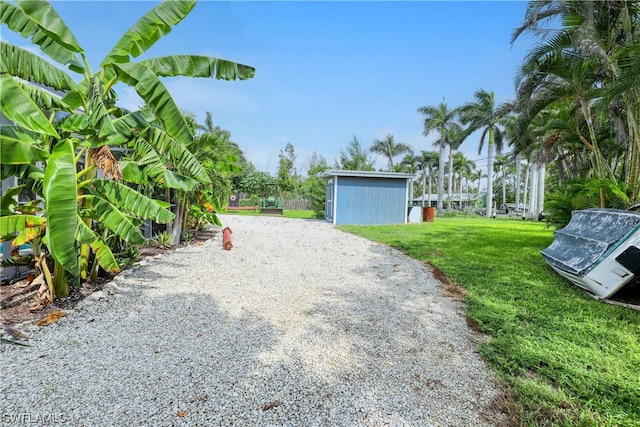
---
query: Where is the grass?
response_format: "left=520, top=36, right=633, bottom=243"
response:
left=222, top=209, right=316, bottom=219
left=340, top=217, right=640, bottom=427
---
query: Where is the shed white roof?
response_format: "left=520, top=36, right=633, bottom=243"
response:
left=323, top=170, right=416, bottom=179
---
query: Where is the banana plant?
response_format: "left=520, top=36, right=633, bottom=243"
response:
left=1, top=139, right=176, bottom=298
left=0, top=0, right=255, bottom=295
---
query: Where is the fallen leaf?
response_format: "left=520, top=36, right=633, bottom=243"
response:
left=0, top=324, right=29, bottom=340
left=262, top=401, right=281, bottom=411
left=35, top=310, right=66, bottom=326
left=177, top=411, right=187, bottom=417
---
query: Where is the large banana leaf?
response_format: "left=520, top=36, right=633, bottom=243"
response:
left=13, top=222, right=46, bottom=246
left=91, top=180, right=175, bottom=223
left=141, top=55, right=255, bottom=81
left=43, top=140, right=79, bottom=276
left=101, top=0, right=196, bottom=67
left=0, top=215, right=46, bottom=241
left=0, top=186, right=24, bottom=216
left=0, top=74, right=60, bottom=138
left=84, top=76, right=129, bottom=147
left=113, top=62, right=193, bottom=147
left=0, top=1, right=84, bottom=72
left=15, top=0, right=83, bottom=54
left=76, top=221, right=119, bottom=273
left=147, top=127, right=211, bottom=184
left=0, top=164, right=45, bottom=183
left=15, top=79, right=70, bottom=112
left=119, top=160, right=145, bottom=184
left=0, top=126, right=49, bottom=164
left=128, top=138, right=198, bottom=191
left=112, top=109, right=155, bottom=138
left=57, top=113, right=91, bottom=135
left=84, top=196, right=146, bottom=245
left=0, top=41, right=76, bottom=91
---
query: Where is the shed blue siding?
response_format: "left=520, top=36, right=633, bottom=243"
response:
left=335, top=177, right=407, bottom=225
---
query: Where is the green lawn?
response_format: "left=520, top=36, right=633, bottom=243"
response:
left=340, top=218, right=640, bottom=427
left=222, top=209, right=316, bottom=219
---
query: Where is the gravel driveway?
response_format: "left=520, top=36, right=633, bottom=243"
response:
left=2, top=215, right=505, bottom=426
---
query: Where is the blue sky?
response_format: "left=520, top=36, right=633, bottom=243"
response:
left=4, top=1, right=535, bottom=177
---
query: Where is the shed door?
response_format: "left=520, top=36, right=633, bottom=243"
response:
left=325, top=178, right=334, bottom=221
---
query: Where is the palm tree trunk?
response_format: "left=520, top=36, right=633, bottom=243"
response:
left=428, top=172, right=433, bottom=206
left=580, top=98, right=606, bottom=207
left=627, top=108, right=640, bottom=202
left=515, top=155, right=521, bottom=212
left=528, top=162, right=537, bottom=220
left=536, top=163, right=546, bottom=217
left=458, top=174, right=463, bottom=211
left=447, top=146, right=453, bottom=211
left=502, top=165, right=507, bottom=211
left=421, top=171, right=426, bottom=207
left=486, top=133, right=495, bottom=218
left=437, top=143, right=446, bottom=216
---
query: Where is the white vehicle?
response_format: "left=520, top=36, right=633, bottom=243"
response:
left=540, top=208, right=640, bottom=300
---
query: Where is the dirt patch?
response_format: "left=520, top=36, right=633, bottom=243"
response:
left=427, top=263, right=468, bottom=301
left=1, top=228, right=219, bottom=327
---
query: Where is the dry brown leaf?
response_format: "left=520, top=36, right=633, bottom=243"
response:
left=29, top=274, right=52, bottom=311
left=35, top=310, right=66, bottom=326
left=262, top=401, right=281, bottom=411
left=176, top=411, right=187, bottom=417
left=90, top=146, right=123, bottom=179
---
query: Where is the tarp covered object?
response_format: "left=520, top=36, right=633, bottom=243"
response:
left=540, top=208, right=640, bottom=299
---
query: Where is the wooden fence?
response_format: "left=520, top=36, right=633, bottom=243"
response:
left=279, top=199, right=313, bottom=210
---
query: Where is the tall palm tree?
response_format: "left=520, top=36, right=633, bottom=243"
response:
left=417, top=100, right=461, bottom=215
left=397, top=151, right=421, bottom=173
left=470, top=169, right=485, bottom=194
left=460, top=90, right=506, bottom=217
left=370, top=134, right=411, bottom=171
left=453, top=152, right=475, bottom=210
left=444, top=124, right=465, bottom=210
left=419, top=150, right=440, bottom=206
left=493, top=153, right=512, bottom=210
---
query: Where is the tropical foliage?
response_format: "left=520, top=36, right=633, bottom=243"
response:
left=334, top=135, right=375, bottom=171
left=511, top=0, right=640, bottom=214
left=417, top=101, right=461, bottom=215
left=0, top=0, right=254, bottom=298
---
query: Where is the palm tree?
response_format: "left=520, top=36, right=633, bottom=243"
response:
left=512, top=0, right=640, bottom=206
left=370, top=134, right=411, bottom=171
left=419, top=150, right=439, bottom=207
left=453, top=152, right=475, bottom=210
left=396, top=151, right=421, bottom=173
left=444, top=124, right=465, bottom=210
left=470, top=169, right=485, bottom=194
left=417, top=100, right=461, bottom=215
left=493, top=153, right=512, bottom=210
left=460, top=90, right=506, bottom=217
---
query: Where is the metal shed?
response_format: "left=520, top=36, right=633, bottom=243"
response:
left=323, top=170, right=415, bottom=225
